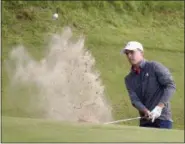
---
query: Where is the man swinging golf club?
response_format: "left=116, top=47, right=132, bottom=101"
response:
left=121, top=41, right=176, bottom=129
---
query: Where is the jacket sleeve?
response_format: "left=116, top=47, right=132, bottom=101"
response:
left=125, top=77, right=146, bottom=111
left=153, top=62, right=176, bottom=105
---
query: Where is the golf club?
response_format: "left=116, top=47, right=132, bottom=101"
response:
left=104, top=116, right=141, bottom=125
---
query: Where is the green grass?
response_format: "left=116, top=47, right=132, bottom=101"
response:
left=2, top=116, right=184, bottom=142
left=2, top=1, right=184, bottom=142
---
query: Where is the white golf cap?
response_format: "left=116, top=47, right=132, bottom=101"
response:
left=121, top=41, right=144, bottom=54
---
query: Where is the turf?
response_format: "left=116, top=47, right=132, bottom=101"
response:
left=2, top=116, right=184, bottom=142
left=2, top=1, right=184, bottom=142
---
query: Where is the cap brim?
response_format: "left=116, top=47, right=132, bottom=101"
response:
left=120, top=47, right=138, bottom=54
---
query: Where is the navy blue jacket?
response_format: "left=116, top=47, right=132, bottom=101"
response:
left=125, top=59, right=176, bottom=123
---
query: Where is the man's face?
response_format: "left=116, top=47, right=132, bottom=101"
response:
left=125, top=49, right=143, bottom=65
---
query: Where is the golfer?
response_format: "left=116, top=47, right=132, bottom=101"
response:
left=121, top=41, right=176, bottom=129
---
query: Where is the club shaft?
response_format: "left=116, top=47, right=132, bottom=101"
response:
left=104, top=117, right=141, bottom=124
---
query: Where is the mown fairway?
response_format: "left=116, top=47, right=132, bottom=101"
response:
left=2, top=116, right=184, bottom=142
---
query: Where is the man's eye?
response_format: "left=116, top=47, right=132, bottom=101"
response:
left=126, top=51, right=134, bottom=55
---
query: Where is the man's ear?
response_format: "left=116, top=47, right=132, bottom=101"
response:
left=141, top=51, right=144, bottom=56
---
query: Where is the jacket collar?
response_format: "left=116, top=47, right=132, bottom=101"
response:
left=139, top=59, right=146, bottom=69
left=131, top=59, right=146, bottom=74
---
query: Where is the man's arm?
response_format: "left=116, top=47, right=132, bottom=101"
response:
left=153, top=61, right=176, bottom=107
left=125, top=77, right=147, bottom=112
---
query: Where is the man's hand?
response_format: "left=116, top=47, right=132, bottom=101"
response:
left=140, top=108, right=152, bottom=120
left=150, top=106, right=163, bottom=122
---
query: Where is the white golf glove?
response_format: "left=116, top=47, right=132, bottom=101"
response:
left=150, top=106, right=163, bottom=123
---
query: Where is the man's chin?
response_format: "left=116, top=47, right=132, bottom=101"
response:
left=130, top=61, right=137, bottom=65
